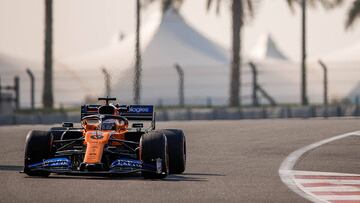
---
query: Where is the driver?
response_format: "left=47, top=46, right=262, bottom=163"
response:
left=101, top=119, right=118, bottom=131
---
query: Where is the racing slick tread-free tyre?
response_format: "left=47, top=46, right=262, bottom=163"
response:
left=161, top=129, right=186, bottom=174
left=24, top=130, right=53, bottom=177
left=140, top=131, right=169, bottom=179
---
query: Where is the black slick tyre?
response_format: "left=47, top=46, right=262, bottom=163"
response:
left=161, top=129, right=186, bottom=174
left=140, top=131, right=169, bottom=179
left=24, top=130, right=53, bottom=177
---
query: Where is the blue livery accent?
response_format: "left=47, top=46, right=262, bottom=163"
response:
left=128, top=105, right=153, bottom=114
left=110, top=159, right=142, bottom=169
left=28, top=157, right=71, bottom=169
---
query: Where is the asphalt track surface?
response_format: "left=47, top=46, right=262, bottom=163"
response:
left=1, top=119, right=360, bottom=203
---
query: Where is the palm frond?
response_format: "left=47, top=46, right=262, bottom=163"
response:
left=206, top=0, right=222, bottom=15
left=243, top=0, right=261, bottom=23
left=286, top=0, right=299, bottom=13
left=206, top=0, right=260, bottom=23
left=346, top=0, right=360, bottom=29
left=286, top=0, right=343, bottom=13
left=206, top=0, right=213, bottom=11
left=245, top=0, right=254, bottom=18
left=216, top=0, right=221, bottom=14
left=317, top=0, right=344, bottom=9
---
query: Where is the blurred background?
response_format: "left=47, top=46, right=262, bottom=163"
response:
left=1, top=0, right=360, bottom=122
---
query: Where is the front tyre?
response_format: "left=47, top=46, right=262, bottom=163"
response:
left=140, top=131, right=169, bottom=179
left=24, top=130, right=53, bottom=177
left=161, top=129, right=186, bottom=174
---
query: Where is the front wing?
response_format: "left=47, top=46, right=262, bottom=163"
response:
left=25, top=157, right=163, bottom=176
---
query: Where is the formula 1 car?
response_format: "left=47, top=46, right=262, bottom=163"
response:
left=23, top=97, right=186, bottom=179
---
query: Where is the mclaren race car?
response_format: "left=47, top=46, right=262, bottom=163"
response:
left=23, top=97, right=186, bottom=179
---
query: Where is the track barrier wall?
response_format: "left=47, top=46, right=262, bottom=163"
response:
left=0, top=105, right=360, bottom=125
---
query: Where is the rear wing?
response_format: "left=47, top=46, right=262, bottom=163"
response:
left=81, top=104, right=156, bottom=130
left=81, top=105, right=100, bottom=119
left=118, top=105, right=154, bottom=120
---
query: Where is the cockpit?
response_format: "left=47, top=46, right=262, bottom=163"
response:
left=81, top=115, right=128, bottom=132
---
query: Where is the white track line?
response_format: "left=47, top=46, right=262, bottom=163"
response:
left=296, top=179, right=360, bottom=184
left=307, top=187, right=360, bottom=192
left=319, top=195, right=360, bottom=201
left=291, top=170, right=360, bottom=177
left=279, top=131, right=360, bottom=203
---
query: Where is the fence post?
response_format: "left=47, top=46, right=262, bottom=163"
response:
left=257, top=86, right=277, bottom=106
left=14, top=76, right=20, bottom=110
left=26, top=68, right=35, bottom=110
left=318, top=60, right=328, bottom=117
left=249, top=62, right=259, bottom=107
left=101, top=67, right=111, bottom=97
left=174, top=64, right=184, bottom=108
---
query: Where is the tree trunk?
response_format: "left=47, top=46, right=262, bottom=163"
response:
left=301, top=0, right=308, bottom=105
left=229, top=0, right=242, bottom=107
left=134, top=0, right=142, bottom=104
left=43, top=0, right=53, bottom=108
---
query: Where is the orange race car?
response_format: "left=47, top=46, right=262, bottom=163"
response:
left=23, top=97, right=186, bottom=179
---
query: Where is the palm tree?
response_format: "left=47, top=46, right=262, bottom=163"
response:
left=345, top=0, right=360, bottom=29
left=207, top=0, right=259, bottom=107
left=134, top=0, right=141, bottom=104
left=134, top=0, right=184, bottom=104
left=43, top=0, right=54, bottom=108
left=286, top=0, right=343, bottom=105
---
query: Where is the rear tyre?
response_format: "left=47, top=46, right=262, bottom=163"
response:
left=140, top=131, right=168, bottom=179
left=161, top=129, right=186, bottom=174
left=24, top=130, right=53, bottom=177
